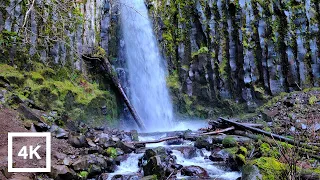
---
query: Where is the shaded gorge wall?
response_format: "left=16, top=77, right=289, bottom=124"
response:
left=146, top=0, right=320, bottom=117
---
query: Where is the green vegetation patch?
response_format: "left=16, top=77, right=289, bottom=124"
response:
left=253, top=157, right=285, bottom=180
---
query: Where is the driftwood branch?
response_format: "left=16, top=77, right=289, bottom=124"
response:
left=82, top=55, right=146, bottom=130
left=130, top=127, right=235, bottom=145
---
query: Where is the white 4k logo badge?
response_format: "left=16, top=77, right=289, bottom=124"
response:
left=8, top=132, right=51, bottom=172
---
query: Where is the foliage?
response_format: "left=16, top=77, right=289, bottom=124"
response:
left=308, top=96, right=317, bottom=105
left=166, top=70, right=180, bottom=90
left=78, top=171, right=88, bottom=179
left=253, top=157, right=285, bottom=180
left=191, top=47, right=209, bottom=58
left=105, top=147, right=117, bottom=158
left=222, top=136, right=238, bottom=147
left=0, top=63, right=118, bottom=125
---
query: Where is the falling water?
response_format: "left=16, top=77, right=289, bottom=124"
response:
left=120, top=0, right=173, bottom=131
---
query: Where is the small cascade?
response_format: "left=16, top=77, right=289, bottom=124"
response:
left=120, top=0, right=174, bottom=132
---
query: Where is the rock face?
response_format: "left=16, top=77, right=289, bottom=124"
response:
left=146, top=0, right=320, bottom=117
left=0, top=0, right=113, bottom=71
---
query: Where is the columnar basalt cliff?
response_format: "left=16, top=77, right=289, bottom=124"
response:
left=146, top=0, right=320, bottom=117
left=0, top=0, right=117, bottom=70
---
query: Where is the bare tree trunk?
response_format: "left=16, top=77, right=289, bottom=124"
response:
left=82, top=55, right=146, bottom=130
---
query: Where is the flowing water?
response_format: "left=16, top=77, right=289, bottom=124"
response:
left=120, top=0, right=174, bottom=132
left=117, top=1, right=241, bottom=179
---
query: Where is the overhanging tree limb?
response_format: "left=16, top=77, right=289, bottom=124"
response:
left=82, top=54, right=146, bottom=130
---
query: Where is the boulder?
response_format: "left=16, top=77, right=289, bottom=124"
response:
left=111, top=174, right=140, bottom=180
left=241, top=164, right=262, bottom=180
left=143, top=156, right=164, bottom=178
left=68, top=134, right=88, bottom=148
left=174, top=146, right=197, bottom=159
left=181, top=165, right=209, bottom=178
left=194, top=136, right=211, bottom=150
left=50, top=165, right=77, bottom=180
left=116, top=141, right=135, bottom=153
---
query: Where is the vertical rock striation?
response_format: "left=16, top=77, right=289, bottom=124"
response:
left=147, top=0, right=320, bottom=117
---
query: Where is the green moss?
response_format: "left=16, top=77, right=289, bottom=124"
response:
left=224, top=147, right=239, bottom=156
left=253, top=157, right=285, bottom=180
left=78, top=171, right=88, bottom=179
left=308, top=96, right=318, bottom=105
left=222, top=136, right=238, bottom=147
left=238, top=146, right=248, bottom=155
left=106, top=147, right=117, bottom=158
left=236, top=154, right=246, bottom=165
left=29, top=72, right=44, bottom=84
left=191, top=46, right=209, bottom=58
left=259, top=143, right=280, bottom=158
left=0, top=64, right=25, bottom=85
left=166, top=70, right=181, bottom=90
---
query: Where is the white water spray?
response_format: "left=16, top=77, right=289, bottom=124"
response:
left=120, top=0, right=174, bottom=131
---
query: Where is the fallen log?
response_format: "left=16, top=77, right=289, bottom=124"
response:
left=129, top=126, right=234, bottom=145
left=209, top=119, right=263, bottom=128
left=219, top=117, right=319, bottom=152
left=234, top=130, right=320, bottom=160
left=138, top=130, right=204, bottom=137
left=82, top=55, right=146, bottom=130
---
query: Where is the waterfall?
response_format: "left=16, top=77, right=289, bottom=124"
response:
left=120, top=0, right=173, bottom=131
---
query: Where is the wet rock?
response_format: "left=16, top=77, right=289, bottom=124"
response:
left=128, top=130, right=138, bottom=141
left=88, top=164, right=102, bottom=176
left=111, top=174, right=140, bottom=180
left=241, top=164, right=262, bottom=180
left=181, top=165, right=209, bottom=178
left=50, top=165, right=77, bottom=180
left=175, top=146, right=197, bottom=159
left=140, top=175, right=158, bottom=180
left=194, top=136, right=211, bottom=150
left=98, top=173, right=109, bottom=180
left=116, top=141, right=135, bottom=153
left=143, top=156, right=164, bottom=178
left=222, top=135, right=251, bottom=147
left=171, top=164, right=183, bottom=170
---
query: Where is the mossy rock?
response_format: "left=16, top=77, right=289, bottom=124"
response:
left=29, top=72, right=44, bottom=84
left=237, top=146, right=248, bottom=156
left=252, top=157, right=285, bottom=180
left=105, top=147, right=117, bottom=158
left=78, top=171, right=88, bottom=179
left=0, top=64, right=25, bottom=86
left=259, top=143, right=279, bottom=158
left=242, top=164, right=262, bottom=180
left=236, top=154, right=246, bottom=166
left=222, top=136, right=238, bottom=148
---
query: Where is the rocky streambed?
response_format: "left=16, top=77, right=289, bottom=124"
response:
left=49, top=122, right=243, bottom=180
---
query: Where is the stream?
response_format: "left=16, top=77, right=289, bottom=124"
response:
left=108, top=121, right=242, bottom=179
